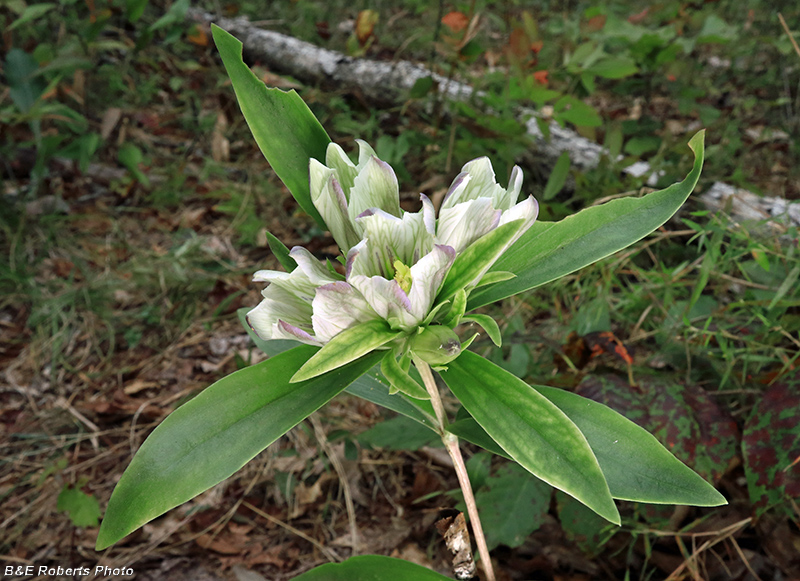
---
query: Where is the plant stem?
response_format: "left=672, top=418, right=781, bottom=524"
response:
left=414, top=358, right=496, bottom=581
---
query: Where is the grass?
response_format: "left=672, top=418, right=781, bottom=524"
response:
left=1, top=0, right=799, bottom=579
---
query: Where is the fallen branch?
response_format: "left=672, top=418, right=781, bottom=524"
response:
left=190, top=10, right=800, bottom=233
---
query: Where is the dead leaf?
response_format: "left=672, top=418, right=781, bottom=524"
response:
left=212, top=111, right=230, bottom=162
left=442, top=11, right=469, bottom=33
left=124, top=379, right=159, bottom=395
left=187, top=23, right=209, bottom=46
left=436, top=513, right=476, bottom=580
left=355, top=10, right=378, bottom=44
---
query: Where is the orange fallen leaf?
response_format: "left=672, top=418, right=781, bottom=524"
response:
left=187, top=24, right=209, bottom=46
left=442, top=11, right=469, bottom=33
left=533, top=70, right=549, bottom=85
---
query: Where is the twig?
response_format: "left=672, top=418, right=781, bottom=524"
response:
left=309, top=413, right=360, bottom=554
left=414, top=359, right=496, bottom=581
left=243, top=501, right=342, bottom=563
left=778, top=14, right=800, bottom=59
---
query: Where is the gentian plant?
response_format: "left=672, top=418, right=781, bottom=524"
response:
left=95, top=27, right=726, bottom=581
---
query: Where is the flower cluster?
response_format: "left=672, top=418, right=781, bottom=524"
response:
left=247, top=140, right=538, bottom=348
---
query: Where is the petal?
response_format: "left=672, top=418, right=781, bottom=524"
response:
left=349, top=274, right=418, bottom=328
left=442, top=157, right=508, bottom=211
left=420, top=193, right=436, bottom=236
left=356, top=139, right=378, bottom=168
left=345, top=239, right=367, bottom=280
left=351, top=209, right=434, bottom=278
left=348, top=156, right=402, bottom=222
left=289, top=247, right=340, bottom=286
left=274, top=320, right=321, bottom=345
left=324, top=142, right=358, bottom=197
left=252, top=268, right=317, bottom=303
left=406, top=245, right=456, bottom=320
left=246, top=284, right=313, bottom=341
left=310, top=163, right=361, bottom=251
left=436, top=198, right=501, bottom=253
left=311, top=281, right=377, bottom=343
left=499, top=195, right=539, bottom=230
left=441, top=172, right=470, bottom=210
left=464, top=196, right=539, bottom=288
left=505, top=165, right=523, bottom=208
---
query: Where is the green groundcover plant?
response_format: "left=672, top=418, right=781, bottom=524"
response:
left=95, top=26, right=726, bottom=580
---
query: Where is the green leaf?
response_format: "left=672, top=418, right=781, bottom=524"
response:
left=437, top=219, right=525, bottom=303
left=542, top=151, right=570, bottom=201
left=469, top=131, right=705, bottom=310
left=358, top=415, right=439, bottom=451
left=475, top=271, right=516, bottom=288
left=96, top=345, right=382, bottom=550
left=474, top=463, right=552, bottom=549
left=409, top=76, right=435, bottom=99
left=292, top=555, right=453, bottom=581
left=380, top=350, right=430, bottom=400
left=533, top=383, right=727, bottom=506
left=768, top=264, right=800, bottom=309
left=265, top=230, right=297, bottom=272
left=447, top=417, right=512, bottom=460
left=554, top=96, right=602, bottom=127
left=345, top=370, right=437, bottom=430
left=5, top=48, right=46, bottom=112
left=117, top=143, right=150, bottom=186
left=462, top=314, right=502, bottom=347
left=148, top=0, right=188, bottom=32
left=291, top=320, right=400, bottom=383
left=440, top=352, right=620, bottom=524
left=8, top=3, right=56, bottom=30
left=441, top=288, right=467, bottom=327
left=58, top=485, right=101, bottom=528
left=587, top=57, right=639, bottom=79
left=126, top=0, right=148, bottom=22
left=212, top=25, right=330, bottom=229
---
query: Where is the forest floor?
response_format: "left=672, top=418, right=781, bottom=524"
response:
left=2, top=2, right=799, bottom=580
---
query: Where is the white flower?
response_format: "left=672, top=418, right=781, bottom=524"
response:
left=247, top=143, right=539, bottom=347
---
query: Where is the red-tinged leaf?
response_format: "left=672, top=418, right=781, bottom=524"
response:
left=442, top=11, right=469, bottom=33
left=315, top=21, right=331, bottom=40
left=742, top=375, right=800, bottom=517
left=585, top=14, right=606, bottom=31
left=533, top=70, right=549, bottom=85
left=575, top=374, right=739, bottom=483
left=628, top=8, right=649, bottom=24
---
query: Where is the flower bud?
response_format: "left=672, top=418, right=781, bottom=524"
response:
left=410, top=326, right=461, bottom=365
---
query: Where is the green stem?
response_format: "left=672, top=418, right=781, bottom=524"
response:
left=414, top=358, right=496, bottom=581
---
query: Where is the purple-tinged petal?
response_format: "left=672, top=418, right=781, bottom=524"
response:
left=349, top=274, right=417, bottom=328
left=437, top=198, right=501, bottom=253
left=441, top=172, right=470, bottom=210
left=289, top=247, right=339, bottom=286
left=349, top=156, right=402, bottom=221
left=274, top=320, right=321, bottom=345
left=311, top=281, right=377, bottom=343
left=310, top=166, right=361, bottom=251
